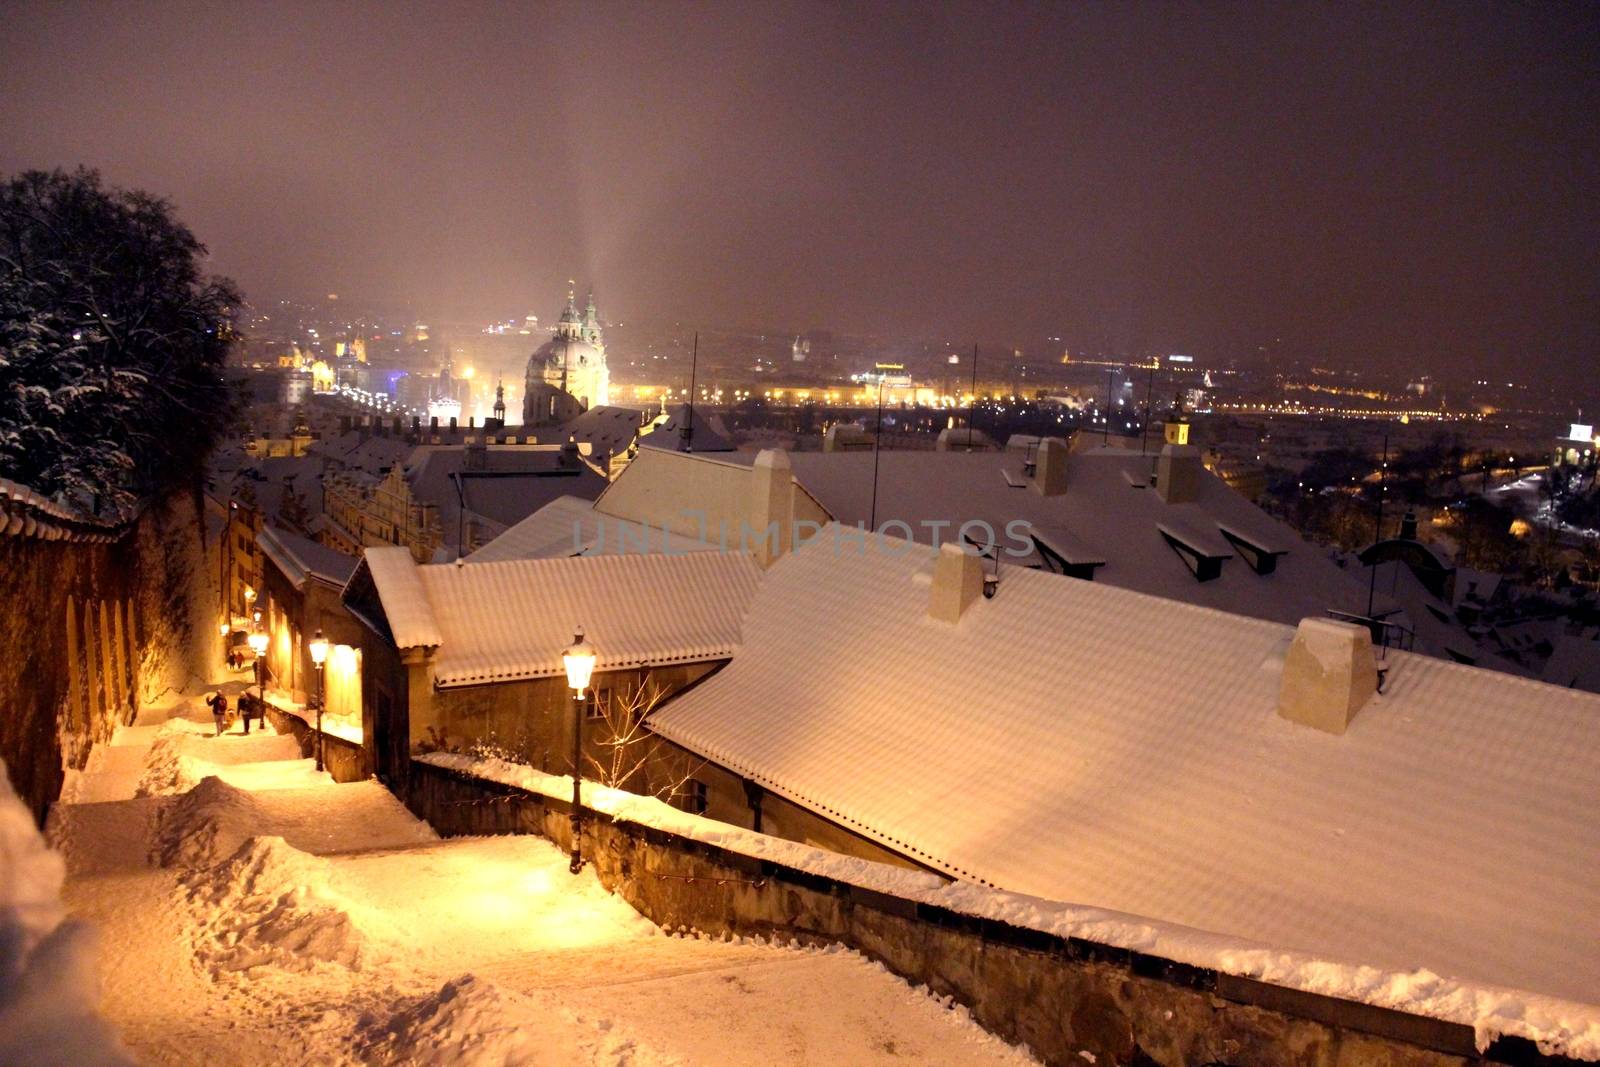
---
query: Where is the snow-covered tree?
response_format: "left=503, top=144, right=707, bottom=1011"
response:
left=0, top=168, right=239, bottom=514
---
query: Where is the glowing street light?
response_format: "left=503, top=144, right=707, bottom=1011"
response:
left=562, top=627, right=597, bottom=874
left=309, top=629, right=330, bottom=772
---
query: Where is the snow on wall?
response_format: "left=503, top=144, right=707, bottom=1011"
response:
left=417, top=751, right=1600, bottom=1060
left=0, top=760, right=134, bottom=1065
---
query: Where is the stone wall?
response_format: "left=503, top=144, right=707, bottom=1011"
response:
left=402, top=760, right=1574, bottom=1067
left=262, top=705, right=369, bottom=783
left=0, top=487, right=215, bottom=823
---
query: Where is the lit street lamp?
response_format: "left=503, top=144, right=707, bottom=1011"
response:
left=309, top=629, right=330, bottom=772
left=246, top=629, right=268, bottom=735
left=562, top=627, right=597, bottom=875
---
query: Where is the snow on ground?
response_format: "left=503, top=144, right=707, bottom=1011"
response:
left=0, top=761, right=134, bottom=1066
left=47, top=687, right=1039, bottom=1066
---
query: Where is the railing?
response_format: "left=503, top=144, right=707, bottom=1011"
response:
left=1326, top=610, right=1416, bottom=691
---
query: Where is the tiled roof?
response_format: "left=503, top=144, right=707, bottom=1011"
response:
left=650, top=527, right=1600, bottom=1007
left=466, top=495, right=730, bottom=563
left=362, top=548, right=762, bottom=684
left=405, top=446, right=607, bottom=537
left=257, top=524, right=358, bottom=588
left=362, top=546, right=443, bottom=648
left=717, top=447, right=1373, bottom=627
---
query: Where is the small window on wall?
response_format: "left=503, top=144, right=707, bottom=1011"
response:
left=587, top=687, right=611, bottom=719
left=682, top=779, right=708, bottom=816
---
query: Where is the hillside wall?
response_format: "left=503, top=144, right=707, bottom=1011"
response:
left=0, top=486, right=215, bottom=823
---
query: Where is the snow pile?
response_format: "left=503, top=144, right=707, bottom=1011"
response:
left=179, top=835, right=378, bottom=974
left=357, top=975, right=680, bottom=1067
left=150, top=775, right=266, bottom=868
left=134, top=733, right=212, bottom=797
left=355, top=975, right=550, bottom=1066
left=0, top=761, right=134, bottom=1066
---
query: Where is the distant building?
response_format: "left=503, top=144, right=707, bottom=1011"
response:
left=523, top=284, right=609, bottom=421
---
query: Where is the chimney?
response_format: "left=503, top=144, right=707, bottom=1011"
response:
left=928, top=541, right=983, bottom=623
left=1400, top=511, right=1418, bottom=541
left=430, top=416, right=439, bottom=430
left=464, top=438, right=487, bottom=471
left=339, top=415, right=352, bottom=434
left=1277, top=618, right=1378, bottom=735
left=559, top=435, right=580, bottom=469
left=392, top=416, right=403, bottom=435
left=1032, top=437, right=1069, bottom=496
left=448, top=416, right=457, bottom=432
left=747, top=449, right=794, bottom=567
left=1155, top=442, right=1203, bottom=504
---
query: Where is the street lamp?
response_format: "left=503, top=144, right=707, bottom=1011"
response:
left=561, top=627, right=597, bottom=875
left=309, top=629, right=330, bottom=772
left=246, top=629, right=269, bottom=735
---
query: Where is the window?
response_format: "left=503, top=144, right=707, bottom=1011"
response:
left=681, top=779, right=708, bottom=816
left=587, top=687, right=611, bottom=720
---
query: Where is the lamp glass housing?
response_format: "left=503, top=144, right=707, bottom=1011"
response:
left=247, top=631, right=268, bottom=655
left=562, top=630, right=597, bottom=692
left=309, top=630, right=330, bottom=666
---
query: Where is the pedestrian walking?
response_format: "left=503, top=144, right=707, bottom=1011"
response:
left=208, top=692, right=228, bottom=737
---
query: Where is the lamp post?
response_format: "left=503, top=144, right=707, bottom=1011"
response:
left=246, top=629, right=268, bottom=735
left=219, top=622, right=230, bottom=668
left=561, top=627, right=597, bottom=875
left=309, top=629, right=329, bottom=772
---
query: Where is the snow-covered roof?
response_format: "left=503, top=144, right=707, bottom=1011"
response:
left=650, top=527, right=1600, bottom=1011
left=463, top=496, right=604, bottom=562
left=465, top=495, right=726, bottom=563
left=404, top=446, right=607, bottom=538
left=358, top=547, right=762, bottom=685
left=640, top=405, right=736, bottom=452
left=257, top=524, right=358, bottom=588
left=1545, top=629, right=1600, bottom=693
left=525, top=405, right=645, bottom=459
left=362, top=546, right=443, bottom=649
left=719, top=447, right=1370, bottom=627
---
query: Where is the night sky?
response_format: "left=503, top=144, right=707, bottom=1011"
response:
left=2, top=2, right=1596, bottom=381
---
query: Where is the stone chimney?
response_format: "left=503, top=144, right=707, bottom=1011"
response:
left=392, top=416, right=403, bottom=435
left=448, top=416, right=457, bottom=432
left=929, top=542, right=984, bottom=623
left=1032, top=437, right=1069, bottom=496
left=464, top=437, right=487, bottom=471
left=1277, top=618, right=1378, bottom=735
left=1400, top=511, right=1418, bottom=541
left=747, top=449, right=794, bottom=567
left=339, top=415, right=352, bottom=434
left=1155, top=442, right=1203, bottom=504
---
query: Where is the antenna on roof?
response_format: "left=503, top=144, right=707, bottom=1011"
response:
left=869, top=375, right=886, bottom=531
left=1365, top=430, right=1389, bottom=619
left=1141, top=358, right=1156, bottom=455
left=967, top=343, right=979, bottom=452
left=1103, top=369, right=1114, bottom=446
left=682, top=331, right=698, bottom=454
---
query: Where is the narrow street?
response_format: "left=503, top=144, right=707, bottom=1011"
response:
left=48, top=685, right=1037, bottom=1066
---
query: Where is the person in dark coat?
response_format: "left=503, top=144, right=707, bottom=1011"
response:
left=208, top=692, right=228, bottom=737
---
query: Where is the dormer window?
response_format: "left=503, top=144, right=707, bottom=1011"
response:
left=1216, top=523, right=1289, bottom=575
left=1157, top=521, right=1232, bottom=582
